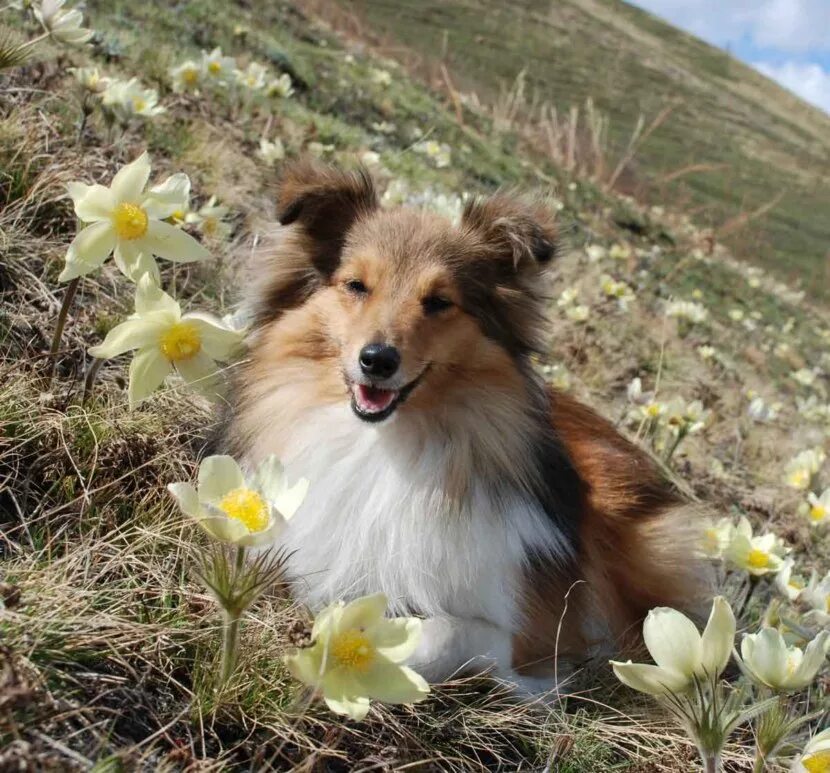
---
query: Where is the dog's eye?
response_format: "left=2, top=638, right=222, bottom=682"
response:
left=422, top=295, right=453, bottom=315
left=345, top=279, right=368, bottom=296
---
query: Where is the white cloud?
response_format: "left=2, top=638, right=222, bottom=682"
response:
left=753, top=60, right=830, bottom=112
left=632, top=0, right=830, bottom=52
left=755, top=0, right=830, bottom=53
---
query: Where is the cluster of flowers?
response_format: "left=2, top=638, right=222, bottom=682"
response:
left=557, top=285, right=590, bottom=323
left=785, top=447, right=826, bottom=492
left=167, top=454, right=430, bottom=720
left=611, top=596, right=828, bottom=772
left=626, top=377, right=709, bottom=460
left=62, top=153, right=239, bottom=405
left=665, top=298, right=709, bottom=325
left=169, top=46, right=294, bottom=101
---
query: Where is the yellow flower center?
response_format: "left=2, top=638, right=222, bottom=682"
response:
left=159, top=321, right=201, bottom=362
left=208, top=61, right=221, bottom=75
left=183, top=68, right=198, bottom=84
left=788, top=579, right=805, bottom=591
left=217, top=487, right=269, bottom=533
left=809, top=504, right=827, bottom=522
left=202, top=217, right=218, bottom=237
left=112, top=202, right=149, bottom=241
left=646, top=403, right=662, bottom=418
left=170, top=209, right=185, bottom=223
left=803, top=750, right=830, bottom=773
left=789, top=469, right=810, bottom=489
left=133, top=98, right=147, bottom=112
left=330, top=629, right=375, bottom=673
left=747, top=549, right=770, bottom=569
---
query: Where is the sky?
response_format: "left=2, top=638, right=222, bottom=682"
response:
left=628, top=0, right=830, bottom=114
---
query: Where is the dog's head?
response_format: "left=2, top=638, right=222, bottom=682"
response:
left=252, top=160, right=560, bottom=424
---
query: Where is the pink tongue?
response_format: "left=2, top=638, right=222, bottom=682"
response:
left=357, top=384, right=397, bottom=412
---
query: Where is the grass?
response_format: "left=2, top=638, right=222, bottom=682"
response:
left=1, top=0, right=828, bottom=769
left=345, top=0, right=830, bottom=301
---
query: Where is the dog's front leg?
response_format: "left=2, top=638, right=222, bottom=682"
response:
left=406, top=615, right=515, bottom=683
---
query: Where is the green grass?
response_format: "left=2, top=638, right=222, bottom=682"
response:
left=349, top=0, right=830, bottom=299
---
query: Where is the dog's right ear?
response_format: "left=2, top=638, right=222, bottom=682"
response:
left=277, top=159, right=379, bottom=277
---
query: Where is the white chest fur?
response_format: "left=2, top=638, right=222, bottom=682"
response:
left=254, top=403, right=570, bottom=633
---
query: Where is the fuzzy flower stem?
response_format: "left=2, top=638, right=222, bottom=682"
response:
left=218, top=547, right=247, bottom=687
left=702, top=754, right=720, bottom=773
left=738, top=574, right=760, bottom=618
left=18, top=31, right=50, bottom=52
left=47, top=277, right=80, bottom=384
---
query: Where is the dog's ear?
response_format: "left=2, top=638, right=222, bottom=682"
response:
left=277, top=159, right=379, bottom=277
left=460, top=194, right=559, bottom=274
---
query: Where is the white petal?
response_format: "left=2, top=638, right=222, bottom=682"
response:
left=195, top=515, right=250, bottom=545
left=372, top=617, right=422, bottom=663
left=197, top=455, right=245, bottom=503
left=235, top=513, right=286, bottom=547
left=66, top=221, right=116, bottom=267
left=791, top=631, right=829, bottom=689
left=741, top=629, right=788, bottom=688
left=643, top=607, right=702, bottom=678
left=610, top=661, right=690, bottom=695
left=142, top=220, right=210, bottom=262
left=699, top=597, right=736, bottom=679
left=68, top=182, right=113, bottom=222
left=338, top=593, right=388, bottom=633
left=135, top=273, right=180, bottom=318
left=175, top=351, right=220, bottom=394
left=185, top=313, right=243, bottom=360
left=128, top=347, right=171, bottom=408
left=144, top=173, right=191, bottom=219
left=112, top=151, right=151, bottom=203
left=273, top=477, right=309, bottom=520
left=88, top=317, right=165, bottom=359
left=167, top=482, right=201, bottom=518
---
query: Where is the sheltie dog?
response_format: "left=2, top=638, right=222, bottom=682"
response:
left=220, top=160, right=707, bottom=693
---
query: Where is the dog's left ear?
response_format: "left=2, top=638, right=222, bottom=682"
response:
left=461, top=194, right=559, bottom=273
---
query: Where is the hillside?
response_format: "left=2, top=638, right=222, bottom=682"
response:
left=1, top=0, right=829, bottom=770
left=346, top=0, right=830, bottom=298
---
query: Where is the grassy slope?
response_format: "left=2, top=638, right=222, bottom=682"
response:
left=1, top=0, right=829, bottom=770
left=348, top=0, right=830, bottom=298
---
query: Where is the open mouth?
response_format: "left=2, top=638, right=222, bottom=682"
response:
left=349, top=369, right=428, bottom=423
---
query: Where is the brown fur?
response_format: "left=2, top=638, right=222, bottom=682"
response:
left=224, top=159, right=709, bottom=676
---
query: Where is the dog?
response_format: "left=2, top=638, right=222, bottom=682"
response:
left=220, top=160, right=707, bottom=693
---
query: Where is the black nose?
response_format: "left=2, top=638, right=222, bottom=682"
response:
left=359, top=343, right=400, bottom=379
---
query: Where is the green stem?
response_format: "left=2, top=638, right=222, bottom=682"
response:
left=752, top=751, right=766, bottom=773
left=702, top=753, right=720, bottom=773
left=220, top=608, right=241, bottom=687
left=18, top=31, right=50, bottom=52
left=47, top=277, right=80, bottom=384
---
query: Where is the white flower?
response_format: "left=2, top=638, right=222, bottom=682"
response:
left=202, top=47, right=236, bottom=83
left=627, top=377, right=654, bottom=407
left=284, top=593, right=429, bottom=720
left=236, top=61, right=269, bottom=92
left=610, top=597, right=735, bottom=695
left=102, top=78, right=165, bottom=120
left=185, top=196, right=231, bottom=241
left=168, top=454, right=307, bottom=547
left=586, top=244, right=607, bottom=262
left=665, top=300, right=708, bottom=324
left=726, top=517, right=788, bottom=576
left=792, top=368, right=819, bottom=388
left=700, top=517, right=734, bottom=560
left=800, top=488, right=830, bottom=527
left=664, top=397, right=709, bottom=437
left=267, top=72, right=294, bottom=98
left=414, top=140, right=451, bottom=168
left=557, top=286, right=580, bottom=307
left=257, top=137, right=285, bottom=166
left=69, top=66, right=108, bottom=94
left=565, top=304, right=590, bottom=323
left=371, top=120, right=396, bottom=134
left=774, top=557, right=806, bottom=601
left=609, top=243, right=631, bottom=260
left=697, top=345, right=717, bottom=361
left=170, top=60, right=203, bottom=92
left=360, top=150, right=381, bottom=167
left=307, top=141, right=335, bottom=157
left=747, top=396, right=780, bottom=423
left=801, top=570, right=830, bottom=626
left=792, top=728, right=830, bottom=773
left=738, top=627, right=828, bottom=692
left=728, top=308, right=744, bottom=322
left=34, top=0, right=93, bottom=45
left=88, top=275, right=242, bottom=407
left=60, top=153, right=205, bottom=282
left=600, top=274, right=635, bottom=310
left=370, top=68, right=392, bottom=86
left=785, top=448, right=826, bottom=491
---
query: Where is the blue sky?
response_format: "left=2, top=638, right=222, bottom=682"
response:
left=628, top=0, right=830, bottom=114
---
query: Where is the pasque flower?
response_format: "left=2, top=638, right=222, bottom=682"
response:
left=793, top=728, right=830, bottom=773
left=168, top=454, right=307, bottom=547
left=102, top=78, right=165, bottom=120
left=61, top=152, right=206, bottom=282
left=610, top=596, right=735, bottom=695
left=801, top=570, right=830, bottom=626
left=700, top=517, right=734, bottom=560
left=285, top=593, right=429, bottom=720
left=737, top=628, right=828, bottom=692
left=34, top=0, right=93, bottom=45
left=801, top=488, right=830, bottom=527
left=774, top=557, right=806, bottom=601
left=726, top=517, right=788, bottom=576
left=88, top=275, right=241, bottom=406
left=170, top=60, right=203, bottom=92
